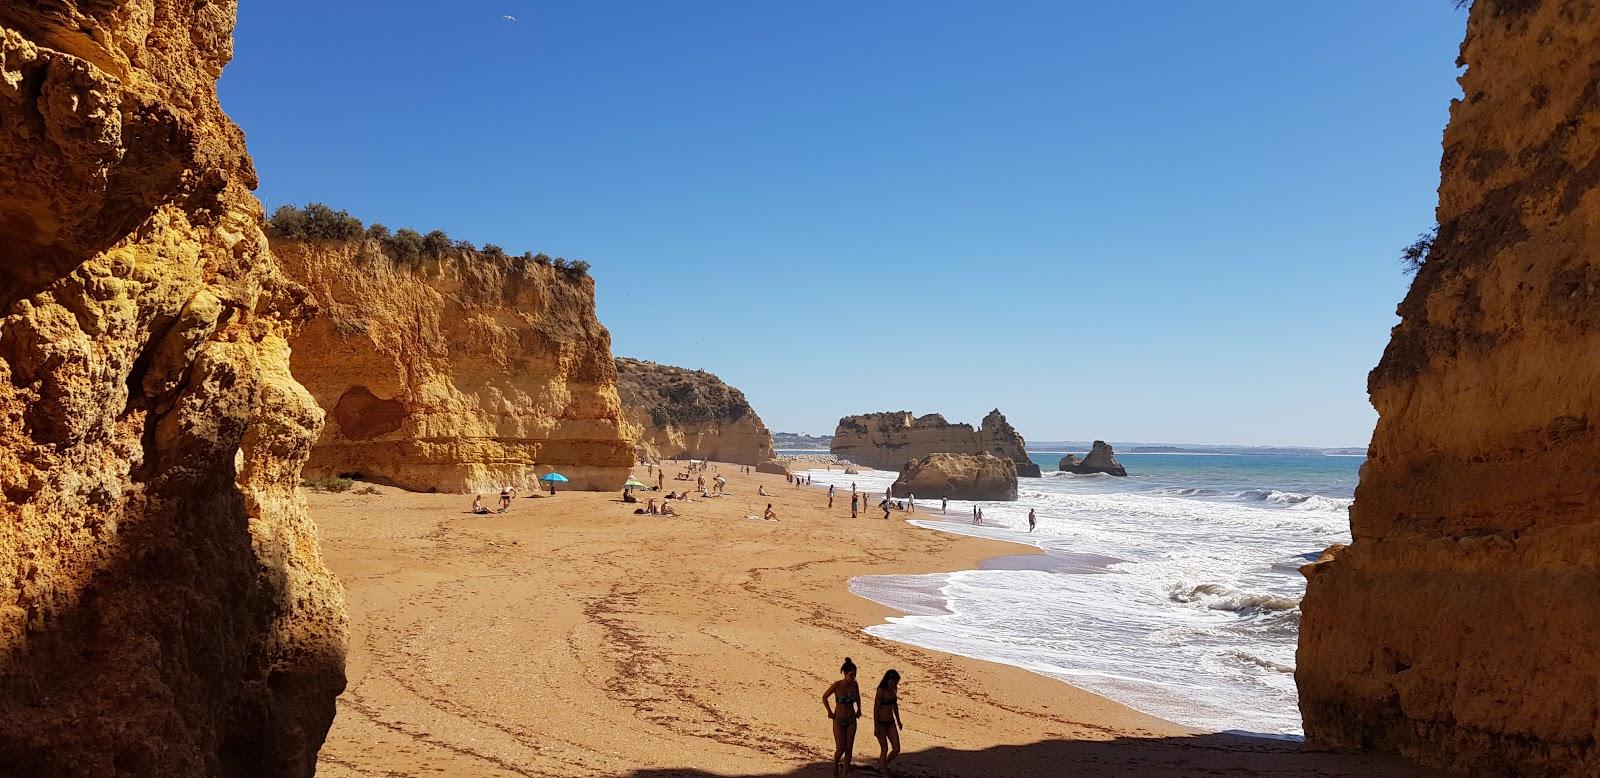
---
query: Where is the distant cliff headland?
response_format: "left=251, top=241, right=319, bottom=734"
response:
left=832, top=409, right=1041, bottom=476
left=614, top=357, right=774, bottom=465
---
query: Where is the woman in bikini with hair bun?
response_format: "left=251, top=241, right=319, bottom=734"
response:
left=821, top=656, right=861, bottom=776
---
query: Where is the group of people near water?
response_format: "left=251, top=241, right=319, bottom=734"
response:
left=822, top=657, right=902, bottom=777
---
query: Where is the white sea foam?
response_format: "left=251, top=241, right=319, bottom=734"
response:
left=803, top=457, right=1357, bottom=737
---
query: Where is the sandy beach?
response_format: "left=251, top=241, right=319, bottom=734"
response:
left=311, top=463, right=1427, bottom=777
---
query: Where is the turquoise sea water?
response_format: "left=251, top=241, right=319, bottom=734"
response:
left=798, top=451, right=1362, bottom=737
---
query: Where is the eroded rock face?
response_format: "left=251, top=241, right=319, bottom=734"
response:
left=276, top=238, right=634, bottom=492
left=615, top=357, right=773, bottom=465
left=0, top=3, right=346, bottom=775
left=1298, top=2, right=1600, bottom=773
left=890, top=452, right=1018, bottom=501
left=833, top=408, right=1041, bottom=476
left=1059, top=441, right=1127, bottom=476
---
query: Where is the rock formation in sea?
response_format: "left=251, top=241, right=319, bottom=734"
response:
left=614, top=357, right=774, bottom=465
left=273, top=238, right=635, bottom=492
left=1298, top=2, right=1600, bottom=773
left=890, top=452, right=1019, bottom=501
left=0, top=4, right=346, bottom=775
left=832, top=408, right=1042, bottom=476
left=1059, top=441, right=1128, bottom=476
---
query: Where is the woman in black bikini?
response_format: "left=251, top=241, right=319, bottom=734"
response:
left=821, top=657, right=861, bottom=777
left=872, top=669, right=903, bottom=775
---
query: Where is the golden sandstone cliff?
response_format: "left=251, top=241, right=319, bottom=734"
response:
left=614, top=357, right=774, bottom=465
left=0, top=2, right=346, bottom=775
left=832, top=408, right=1042, bottom=476
left=275, top=238, right=634, bottom=493
left=891, top=452, right=1019, bottom=502
left=1298, top=1, right=1600, bottom=774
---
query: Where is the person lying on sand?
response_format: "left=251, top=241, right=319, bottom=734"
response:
left=873, top=670, right=903, bottom=775
left=822, top=657, right=862, bottom=777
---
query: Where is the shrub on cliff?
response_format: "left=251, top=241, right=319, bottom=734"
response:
left=265, top=203, right=589, bottom=273
left=269, top=202, right=364, bottom=240
left=1400, top=225, right=1437, bottom=274
left=387, top=229, right=425, bottom=263
left=422, top=230, right=452, bottom=255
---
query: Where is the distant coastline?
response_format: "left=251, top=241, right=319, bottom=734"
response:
left=776, top=431, right=1365, bottom=459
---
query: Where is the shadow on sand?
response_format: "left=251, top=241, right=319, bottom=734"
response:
left=625, top=732, right=1437, bottom=777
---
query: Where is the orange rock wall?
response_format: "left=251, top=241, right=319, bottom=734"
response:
left=277, top=239, right=635, bottom=493
left=0, top=2, right=346, bottom=775
left=833, top=409, right=1039, bottom=475
left=1297, top=2, right=1600, bottom=773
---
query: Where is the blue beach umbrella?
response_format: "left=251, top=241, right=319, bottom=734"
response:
left=539, top=472, right=569, bottom=494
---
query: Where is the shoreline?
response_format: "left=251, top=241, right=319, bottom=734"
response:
left=311, top=461, right=1427, bottom=776
left=789, top=464, right=1324, bottom=739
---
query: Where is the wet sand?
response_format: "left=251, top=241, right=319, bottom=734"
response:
left=310, top=463, right=1431, bottom=777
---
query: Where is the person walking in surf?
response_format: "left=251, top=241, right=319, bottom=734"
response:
left=1028, top=508, right=1037, bottom=532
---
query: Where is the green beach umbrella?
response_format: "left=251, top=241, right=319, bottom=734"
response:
left=623, top=478, right=649, bottom=490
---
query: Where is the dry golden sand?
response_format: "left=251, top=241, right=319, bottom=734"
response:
left=311, top=463, right=1430, bottom=777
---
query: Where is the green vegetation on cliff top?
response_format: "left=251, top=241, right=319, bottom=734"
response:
left=266, top=203, right=591, bottom=276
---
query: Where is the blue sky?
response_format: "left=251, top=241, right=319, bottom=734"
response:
left=222, top=1, right=1467, bottom=447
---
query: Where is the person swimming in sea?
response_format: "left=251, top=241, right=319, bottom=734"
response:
left=822, top=657, right=862, bottom=777
left=872, top=669, right=903, bottom=775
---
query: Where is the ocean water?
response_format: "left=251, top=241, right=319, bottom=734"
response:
left=797, top=452, right=1361, bottom=737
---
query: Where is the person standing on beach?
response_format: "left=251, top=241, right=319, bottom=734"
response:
left=1028, top=508, right=1037, bottom=533
left=977, top=507, right=984, bottom=526
left=908, top=494, right=915, bottom=514
left=657, top=471, right=664, bottom=490
left=942, top=496, right=948, bottom=514
left=828, top=485, right=835, bottom=509
left=851, top=492, right=859, bottom=518
left=872, top=669, right=903, bottom=776
left=882, top=498, right=891, bottom=520
left=971, top=505, right=977, bottom=525
left=822, top=657, right=862, bottom=777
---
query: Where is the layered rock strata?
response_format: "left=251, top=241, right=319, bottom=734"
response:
left=890, top=453, right=1019, bottom=501
left=274, top=239, right=634, bottom=493
left=1059, top=441, right=1128, bottom=476
left=0, top=3, right=346, bottom=775
left=615, top=357, right=773, bottom=465
left=832, top=408, right=1041, bottom=476
left=1298, top=2, right=1600, bottom=773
